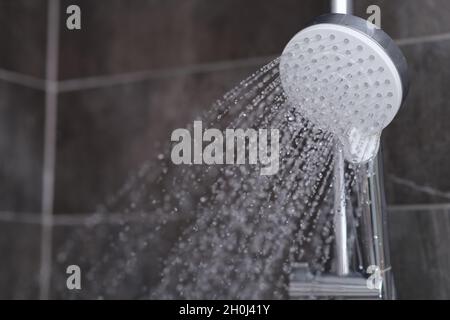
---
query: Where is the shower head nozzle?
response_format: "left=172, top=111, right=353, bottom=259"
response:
left=280, top=14, right=408, bottom=163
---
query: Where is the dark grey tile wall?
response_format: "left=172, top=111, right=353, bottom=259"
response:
left=0, top=0, right=47, bottom=299
left=54, top=66, right=256, bottom=213
left=0, top=0, right=48, bottom=77
left=354, top=0, right=450, bottom=39
left=52, top=0, right=329, bottom=211
left=0, top=81, right=45, bottom=213
left=389, top=208, right=450, bottom=299
left=50, top=215, right=186, bottom=299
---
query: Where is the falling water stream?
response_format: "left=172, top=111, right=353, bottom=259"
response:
left=55, top=58, right=363, bottom=299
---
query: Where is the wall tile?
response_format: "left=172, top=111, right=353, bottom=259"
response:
left=58, top=0, right=327, bottom=79
left=54, top=65, right=258, bottom=213
left=382, top=39, right=450, bottom=205
left=389, top=208, right=450, bottom=299
left=354, top=0, right=450, bottom=40
left=0, top=221, right=41, bottom=299
left=0, top=81, right=44, bottom=213
left=0, top=0, right=47, bottom=77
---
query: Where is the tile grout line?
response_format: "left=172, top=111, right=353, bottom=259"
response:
left=0, top=55, right=276, bottom=93
left=389, top=175, right=450, bottom=200
left=0, top=211, right=170, bottom=226
left=395, top=31, right=450, bottom=46
left=3, top=201, right=450, bottom=227
left=2, top=30, right=450, bottom=92
left=39, top=0, right=60, bottom=301
left=0, top=69, right=46, bottom=90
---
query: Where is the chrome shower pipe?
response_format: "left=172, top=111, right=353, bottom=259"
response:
left=333, top=142, right=349, bottom=275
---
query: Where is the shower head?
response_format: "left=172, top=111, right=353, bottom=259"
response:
left=280, top=14, right=408, bottom=163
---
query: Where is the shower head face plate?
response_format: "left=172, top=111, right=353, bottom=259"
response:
left=280, top=19, right=406, bottom=163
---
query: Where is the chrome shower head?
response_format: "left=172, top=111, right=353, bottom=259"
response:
left=280, top=14, right=408, bottom=163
